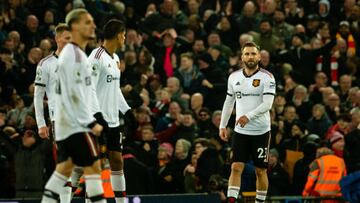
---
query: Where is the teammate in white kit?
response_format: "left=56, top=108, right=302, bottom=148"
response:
left=41, top=8, right=106, bottom=203
left=219, top=42, right=276, bottom=203
left=34, top=23, right=73, bottom=203
left=88, top=19, right=131, bottom=203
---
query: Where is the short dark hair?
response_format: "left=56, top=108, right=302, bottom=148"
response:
left=241, top=41, right=260, bottom=53
left=103, top=19, right=126, bottom=40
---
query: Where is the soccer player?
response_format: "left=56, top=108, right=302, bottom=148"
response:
left=88, top=19, right=132, bottom=203
left=41, top=8, right=106, bottom=203
left=34, top=23, right=72, bottom=203
left=219, top=42, right=276, bottom=203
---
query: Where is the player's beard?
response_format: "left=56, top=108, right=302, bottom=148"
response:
left=244, top=60, right=259, bottom=70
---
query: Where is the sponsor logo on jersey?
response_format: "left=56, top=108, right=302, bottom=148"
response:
left=269, top=81, right=276, bottom=89
left=106, top=75, right=120, bottom=82
left=252, top=79, right=260, bottom=87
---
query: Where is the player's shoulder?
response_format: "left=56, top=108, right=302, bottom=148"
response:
left=38, top=53, right=56, bottom=67
left=258, top=68, right=274, bottom=80
left=229, top=68, right=243, bottom=77
left=90, top=46, right=106, bottom=60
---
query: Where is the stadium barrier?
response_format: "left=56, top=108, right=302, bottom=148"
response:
left=0, top=193, right=220, bottom=203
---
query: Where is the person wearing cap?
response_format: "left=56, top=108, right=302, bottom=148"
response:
left=336, top=20, right=356, bottom=56
left=329, top=131, right=345, bottom=157
left=267, top=148, right=290, bottom=196
left=156, top=142, right=176, bottom=193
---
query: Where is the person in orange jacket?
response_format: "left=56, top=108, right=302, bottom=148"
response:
left=302, top=143, right=347, bottom=202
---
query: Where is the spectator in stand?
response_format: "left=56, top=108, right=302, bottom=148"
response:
left=307, top=104, right=333, bottom=138
left=337, top=74, right=352, bottom=103
left=326, top=113, right=352, bottom=139
left=134, top=125, right=159, bottom=170
left=267, top=148, right=290, bottom=196
left=325, top=93, right=342, bottom=123
left=272, top=8, right=294, bottom=42
left=251, top=18, right=280, bottom=53
left=22, top=15, right=42, bottom=52
left=309, top=72, right=329, bottom=105
left=166, top=77, right=189, bottom=111
left=174, top=52, right=211, bottom=95
left=344, top=120, right=360, bottom=174
left=282, top=105, right=299, bottom=138
left=290, top=85, right=313, bottom=123
left=329, top=131, right=345, bottom=158
left=155, top=142, right=175, bottom=194
left=190, top=92, right=204, bottom=117
left=155, top=101, right=182, bottom=132
left=169, top=138, right=192, bottom=193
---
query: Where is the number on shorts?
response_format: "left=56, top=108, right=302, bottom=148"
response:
left=257, top=147, right=268, bottom=159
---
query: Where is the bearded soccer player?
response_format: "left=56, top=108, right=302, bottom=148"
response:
left=219, top=42, right=276, bottom=203
left=87, top=19, right=132, bottom=203
left=41, top=8, right=106, bottom=203
left=34, top=23, right=72, bottom=203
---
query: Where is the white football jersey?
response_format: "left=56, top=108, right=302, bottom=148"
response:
left=88, top=46, right=130, bottom=128
left=220, top=68, right=276, bottom=135
left=54, top=43, right=96, bottom=140
left=34, top=53, right=58, bottom=128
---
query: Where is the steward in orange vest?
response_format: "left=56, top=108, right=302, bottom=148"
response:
left=303, top=146, right=347, bottom=201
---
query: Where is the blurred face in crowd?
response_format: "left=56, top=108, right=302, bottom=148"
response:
left=208, top=33, right=221, bottom=46
left=28, top=47, right=43, bottom=64
left=26, top=15, right=39, bottom=32
left=293, top=86, right=307, bottom=101
left=180, top=55, right=193, bottom=70
left=312, top=105, right=325, bottom=119
left=264, top=0, right=277, bottom=15
left=291, top=124, right=303, bottom=137
left=198, top=111, right=210, bottom=121
left=339, top=25, right=350, bottom=37
left=191, top=93, right=203, bottom=110
left=318, top=23, right=330, bottom=38
left=339, top=75, right=352, bottom=92
left=163, top=34, right=175, bottom=48
left=212, top=112, right=222, bottom=128
left=274, top=95, right=286, bottom=107
left=337, top=118, right=350, bottom=131
left=327, top=93, right=340, bottom=108
left=195, top=143, right=206, bottom=156
left=243, top=1, right=256, bottom=17
left=188, top=0, right=199, bottom=15
left=44, top=10, right=54, bottom=25
left=219, top=17, right=231, bottom=31
left=332, top=138, right=345, bottom=151
left=292, top=35, right=303, bottom=47
left=22, top=130, right=36, bottom=147
left=175, top=141, right=185, bottom=159
left=126, top=29, right=137, bottom=45
left=241, top=46, right=260, bottom=70
left=40, top=39, right=52, bottom=57
left=141, top=128, right=154, bottom=141
left=162, top=0, right=174, bottom=16
left=8, top=31, right=21, bottom=48
left=169, top=102, right=181, bottom=118
left=274, top=10, right=285, bottom=24
left=284, top=106, right=297, bottom=121
left=259, top=21, right=272, bottom=35
left=315, top=72, right=328, bottom=87
left=268, top=153, right=278, bottom=167
left=182, top=114, right=194, bottom=127
left=193, top=39, right=205, bottom=53
left=167, top=78, right=179, bottom=94
left=260, top=50, right=270, bottom=67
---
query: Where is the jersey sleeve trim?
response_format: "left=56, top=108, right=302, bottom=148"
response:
left=263, top=92, right=275, bottom=95
left=227, top=92, right=233, bottom=97
left=35, top=83, right=46, bottom=87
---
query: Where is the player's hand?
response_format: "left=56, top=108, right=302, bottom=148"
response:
left=38, top=126, right=49, bottom=139
left=219, top=128, right=228, bottom=142
left=92, top=124, right=103, bottom=136
left=236, top=115, right=249, bottom=128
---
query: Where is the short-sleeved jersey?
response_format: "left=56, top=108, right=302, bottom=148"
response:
left=54, top=43, right=96, bottom=141
left=224, top=68, right=276, bottom=135
left=88, top=46, right=130, bottom=128
left=34, top=53, right=58, bottom=126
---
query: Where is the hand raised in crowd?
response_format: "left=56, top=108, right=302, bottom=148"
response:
left=91, top=123, right=103, bottom=136
left=38, top=126, right=49, bottom=139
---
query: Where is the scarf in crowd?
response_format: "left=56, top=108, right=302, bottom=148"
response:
left=336, top=32, right=356, bottom=55
left=163, top=47, right=174, bottom=77
left=316, top=55, right=338, bottom=84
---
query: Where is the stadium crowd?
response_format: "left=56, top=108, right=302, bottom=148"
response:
left=0, top=0, right=359, bottom=201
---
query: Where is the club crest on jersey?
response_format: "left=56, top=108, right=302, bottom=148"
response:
left=252, top=79, right=260, bottom=87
